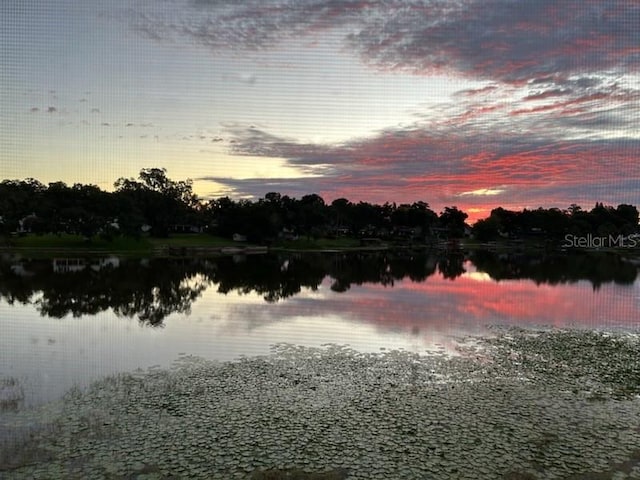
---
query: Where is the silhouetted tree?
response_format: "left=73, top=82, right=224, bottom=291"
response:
left=439, top=206, right=468, bottom=238
left=114, top=168, right=199, bottom=237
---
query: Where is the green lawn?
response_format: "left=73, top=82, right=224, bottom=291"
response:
left=3, top=233, right=239, bottom=253
left=6, top=234, right=150, bottom=251
left=3, top=233, right=387, bottom=254
left=148, top=234, right=238, bottom=248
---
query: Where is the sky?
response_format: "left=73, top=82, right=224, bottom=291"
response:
left=1, top=0, right=639, bottom=222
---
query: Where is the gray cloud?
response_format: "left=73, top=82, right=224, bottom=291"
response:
left=132, top=0, right=362, bottom=50
left=349, top=1, right=640, bottom=83
left=200, top=119, right=640, bottom=212
left=131, top=0, right=640, bottom=213
left=133, top=0, right=640, bottom=83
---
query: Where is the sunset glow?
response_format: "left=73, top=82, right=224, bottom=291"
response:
left=2, top=0, right=639, bottom=217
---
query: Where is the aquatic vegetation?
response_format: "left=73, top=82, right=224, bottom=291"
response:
left=473, top=327, right=640, bottom=399
left=2, top=331, right=640, bottom=479
left=250, top=467, right=349, bottom=479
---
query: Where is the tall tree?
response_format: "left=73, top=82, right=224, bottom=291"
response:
left=439, top=206, right=468, bottom=238
left=114, top=168, right=199, bottom=237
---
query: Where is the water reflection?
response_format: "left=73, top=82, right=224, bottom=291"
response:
left=1, top=256, right=210, bottom=325
left=1, top=250, right=638, bottom=325
left=1, top=252, right=448, bottom=324
left=469, top=250, right=638, bottom=289
left=1, top=250, right=639, bottom=408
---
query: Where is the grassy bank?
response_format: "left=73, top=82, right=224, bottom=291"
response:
left=2, top=234, right=375, bottom=255
left=1, top=233, right=243, bottom=255
left=6, top=233, right=639, bottom=256
left=4, top=233, right=151, bottom=251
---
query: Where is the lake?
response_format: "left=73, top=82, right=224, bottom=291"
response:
left=1, top=249, right=639, bottom=411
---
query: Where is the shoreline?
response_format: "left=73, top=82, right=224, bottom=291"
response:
left=2, top=243, right=640, bottom=258
left=2, top=328, right=640, bottom=479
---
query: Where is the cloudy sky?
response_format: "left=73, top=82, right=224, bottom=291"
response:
left=2, top=0, right=639, bottom=221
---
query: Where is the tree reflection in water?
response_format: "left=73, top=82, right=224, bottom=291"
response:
left=469, top=250, right=638, bottom=290
left=0, top=257, right=211, bottom=326
left=0, top=250, right=637, bottom=325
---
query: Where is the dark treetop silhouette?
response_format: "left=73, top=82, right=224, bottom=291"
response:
left=2, top=168, right=636, bottom=244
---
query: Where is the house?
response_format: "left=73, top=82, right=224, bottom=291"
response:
left=17, top=213, right=38, bottom=234
left=97, top=219, right=120, bottom=236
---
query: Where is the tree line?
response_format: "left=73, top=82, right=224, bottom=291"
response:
left=0, top=168, right=200, bottom=240
left=473, top=203, right=639, bottom=242
left=0, top=168, right=638, bottom=243
left=0, top=168, right=467, bottom=242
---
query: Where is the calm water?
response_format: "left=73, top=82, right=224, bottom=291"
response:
left=1, top=249, right=639, bottom=411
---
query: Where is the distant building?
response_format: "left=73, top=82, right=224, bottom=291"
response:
left=17, top=213, right=38, bottom=234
